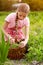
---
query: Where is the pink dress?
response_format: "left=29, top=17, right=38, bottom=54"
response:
left=4, top=12, right=30, bottom=42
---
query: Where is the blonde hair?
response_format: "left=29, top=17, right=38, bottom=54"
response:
left=17, top=3, right=30, bottom=13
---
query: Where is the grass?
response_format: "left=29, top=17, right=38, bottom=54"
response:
left=25, top=11, right=43, bottom=62
left=0, top=11, right=43, bottom=63
left=0, top=11, right=11, bottom=25
left=0, top=32, right=10, bottom=65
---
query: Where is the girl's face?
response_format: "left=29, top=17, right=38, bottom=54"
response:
left=17, top=12, right=27, bottom=20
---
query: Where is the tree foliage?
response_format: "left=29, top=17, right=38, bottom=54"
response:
left=23, top=0, right=43, bottom=10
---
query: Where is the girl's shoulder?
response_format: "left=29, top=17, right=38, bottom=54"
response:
left=25, top=17, right=30, bottom=21
left=5, top=12, right=16, bottom=22
left=6, top=12, right=16, bottom=18
left=23, top=17, right=30, bottom=26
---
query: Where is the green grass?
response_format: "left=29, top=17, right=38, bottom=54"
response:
left=25, top=11, right=43, bottom=62
left=0, top=11, right=11, bottom=25
left=0, top=11, right=43, bottom=62
left=0, top=32, right=10, bottom=65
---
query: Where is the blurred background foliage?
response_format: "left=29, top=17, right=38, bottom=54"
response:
left=23, top=0, right=43, bottom=11
left=0, top=0, right=43, bottom=11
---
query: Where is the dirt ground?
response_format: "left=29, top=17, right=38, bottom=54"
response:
left=4, top=59, right=43, bottom=65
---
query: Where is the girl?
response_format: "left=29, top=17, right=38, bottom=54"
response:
left=3, top=3, right=30, bottom=48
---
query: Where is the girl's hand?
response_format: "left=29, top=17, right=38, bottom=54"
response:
left=19, top=41, right=26, bottom=48
left=9, top=36, right=15, bottom=44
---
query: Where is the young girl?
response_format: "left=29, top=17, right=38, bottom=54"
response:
left=3, top=3, right=30, bottom=48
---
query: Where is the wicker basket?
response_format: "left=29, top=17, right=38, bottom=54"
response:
left=7, top=43, right=27, bottom=60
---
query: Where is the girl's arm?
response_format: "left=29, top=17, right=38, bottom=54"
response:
left=19, top=24, right=30, bottom=48
left=2, top=22, right=12, bottom=39
left=24, top=25, right=30, bottom=44
left=2, top=21, right=15, bottom=44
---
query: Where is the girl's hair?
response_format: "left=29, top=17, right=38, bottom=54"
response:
left=15, top=13, right=18, bottom=21
left=15, top=3, right=30, bottom=25
left=17, top=3, right=30, bottom=13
